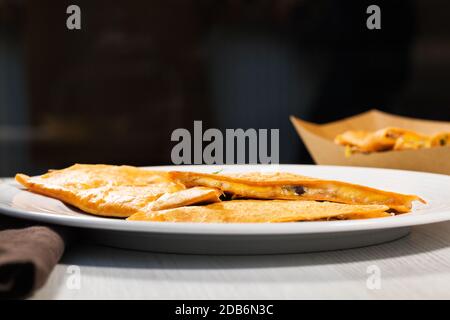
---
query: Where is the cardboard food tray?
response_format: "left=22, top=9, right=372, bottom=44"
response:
left=290, top=109, right=450, bottom=175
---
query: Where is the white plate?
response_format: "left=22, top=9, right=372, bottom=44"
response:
left=0, top=165, right=449, bottom=254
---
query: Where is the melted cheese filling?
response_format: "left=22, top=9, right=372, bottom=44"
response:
left=185, top=177, right=411, bottom=212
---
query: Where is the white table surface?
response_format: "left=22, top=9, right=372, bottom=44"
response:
left=31, top=220, right=450, bottom=300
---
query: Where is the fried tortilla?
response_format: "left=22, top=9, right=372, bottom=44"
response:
left=150, top=186, right=222, bottom=211
left=168, top=171, right=424, bottom=213
left=335, top=127, right=450, bottom=153
left=15, top=164, right=185, bottom=217
left=127, top=200, right=391, bottom=223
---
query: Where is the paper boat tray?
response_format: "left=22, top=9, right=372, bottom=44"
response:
left=290, top=110, right=450, bottom=175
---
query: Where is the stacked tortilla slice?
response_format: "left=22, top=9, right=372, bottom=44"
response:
left=16, top=164, right=424, bottom=223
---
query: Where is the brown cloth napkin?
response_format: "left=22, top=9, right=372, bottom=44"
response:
left=0, top=216, right=67, bottom=299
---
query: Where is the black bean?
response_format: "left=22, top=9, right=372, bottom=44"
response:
left=293, top=186, right=305, bottom=195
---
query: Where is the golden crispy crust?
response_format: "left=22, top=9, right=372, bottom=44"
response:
left=127, top=200, right=391, bottom=223
left=15, top=164, right=184, bottom=218
left=168, top=171, right=424, bottom=213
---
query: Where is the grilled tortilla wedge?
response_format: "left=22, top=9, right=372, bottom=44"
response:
left=15, top=164, right=185, bottom=218
left=127, top=200, right=391, bottom=223
left=169, top=171, right=424, bottom=213
left=150, top=186, right=222, bottom=211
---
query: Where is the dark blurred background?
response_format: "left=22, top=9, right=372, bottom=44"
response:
left=0, top=0, right=449, bottom=176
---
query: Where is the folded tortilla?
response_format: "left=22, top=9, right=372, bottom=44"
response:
left=127, top=200, right=391, bottom=223
left=168, top=171, right=424, bottom=213
left=15, top=164, right=185, bottom=218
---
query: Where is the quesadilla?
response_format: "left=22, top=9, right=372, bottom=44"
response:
left=15, top=164, right=185, bottom=217
left=15, top=164, right=424, bottom=222
left=335, top=127, right=450, bottom=154
left=127, top=200, right=391, bottom=223
left=168, top=171, right=424, bottom=213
